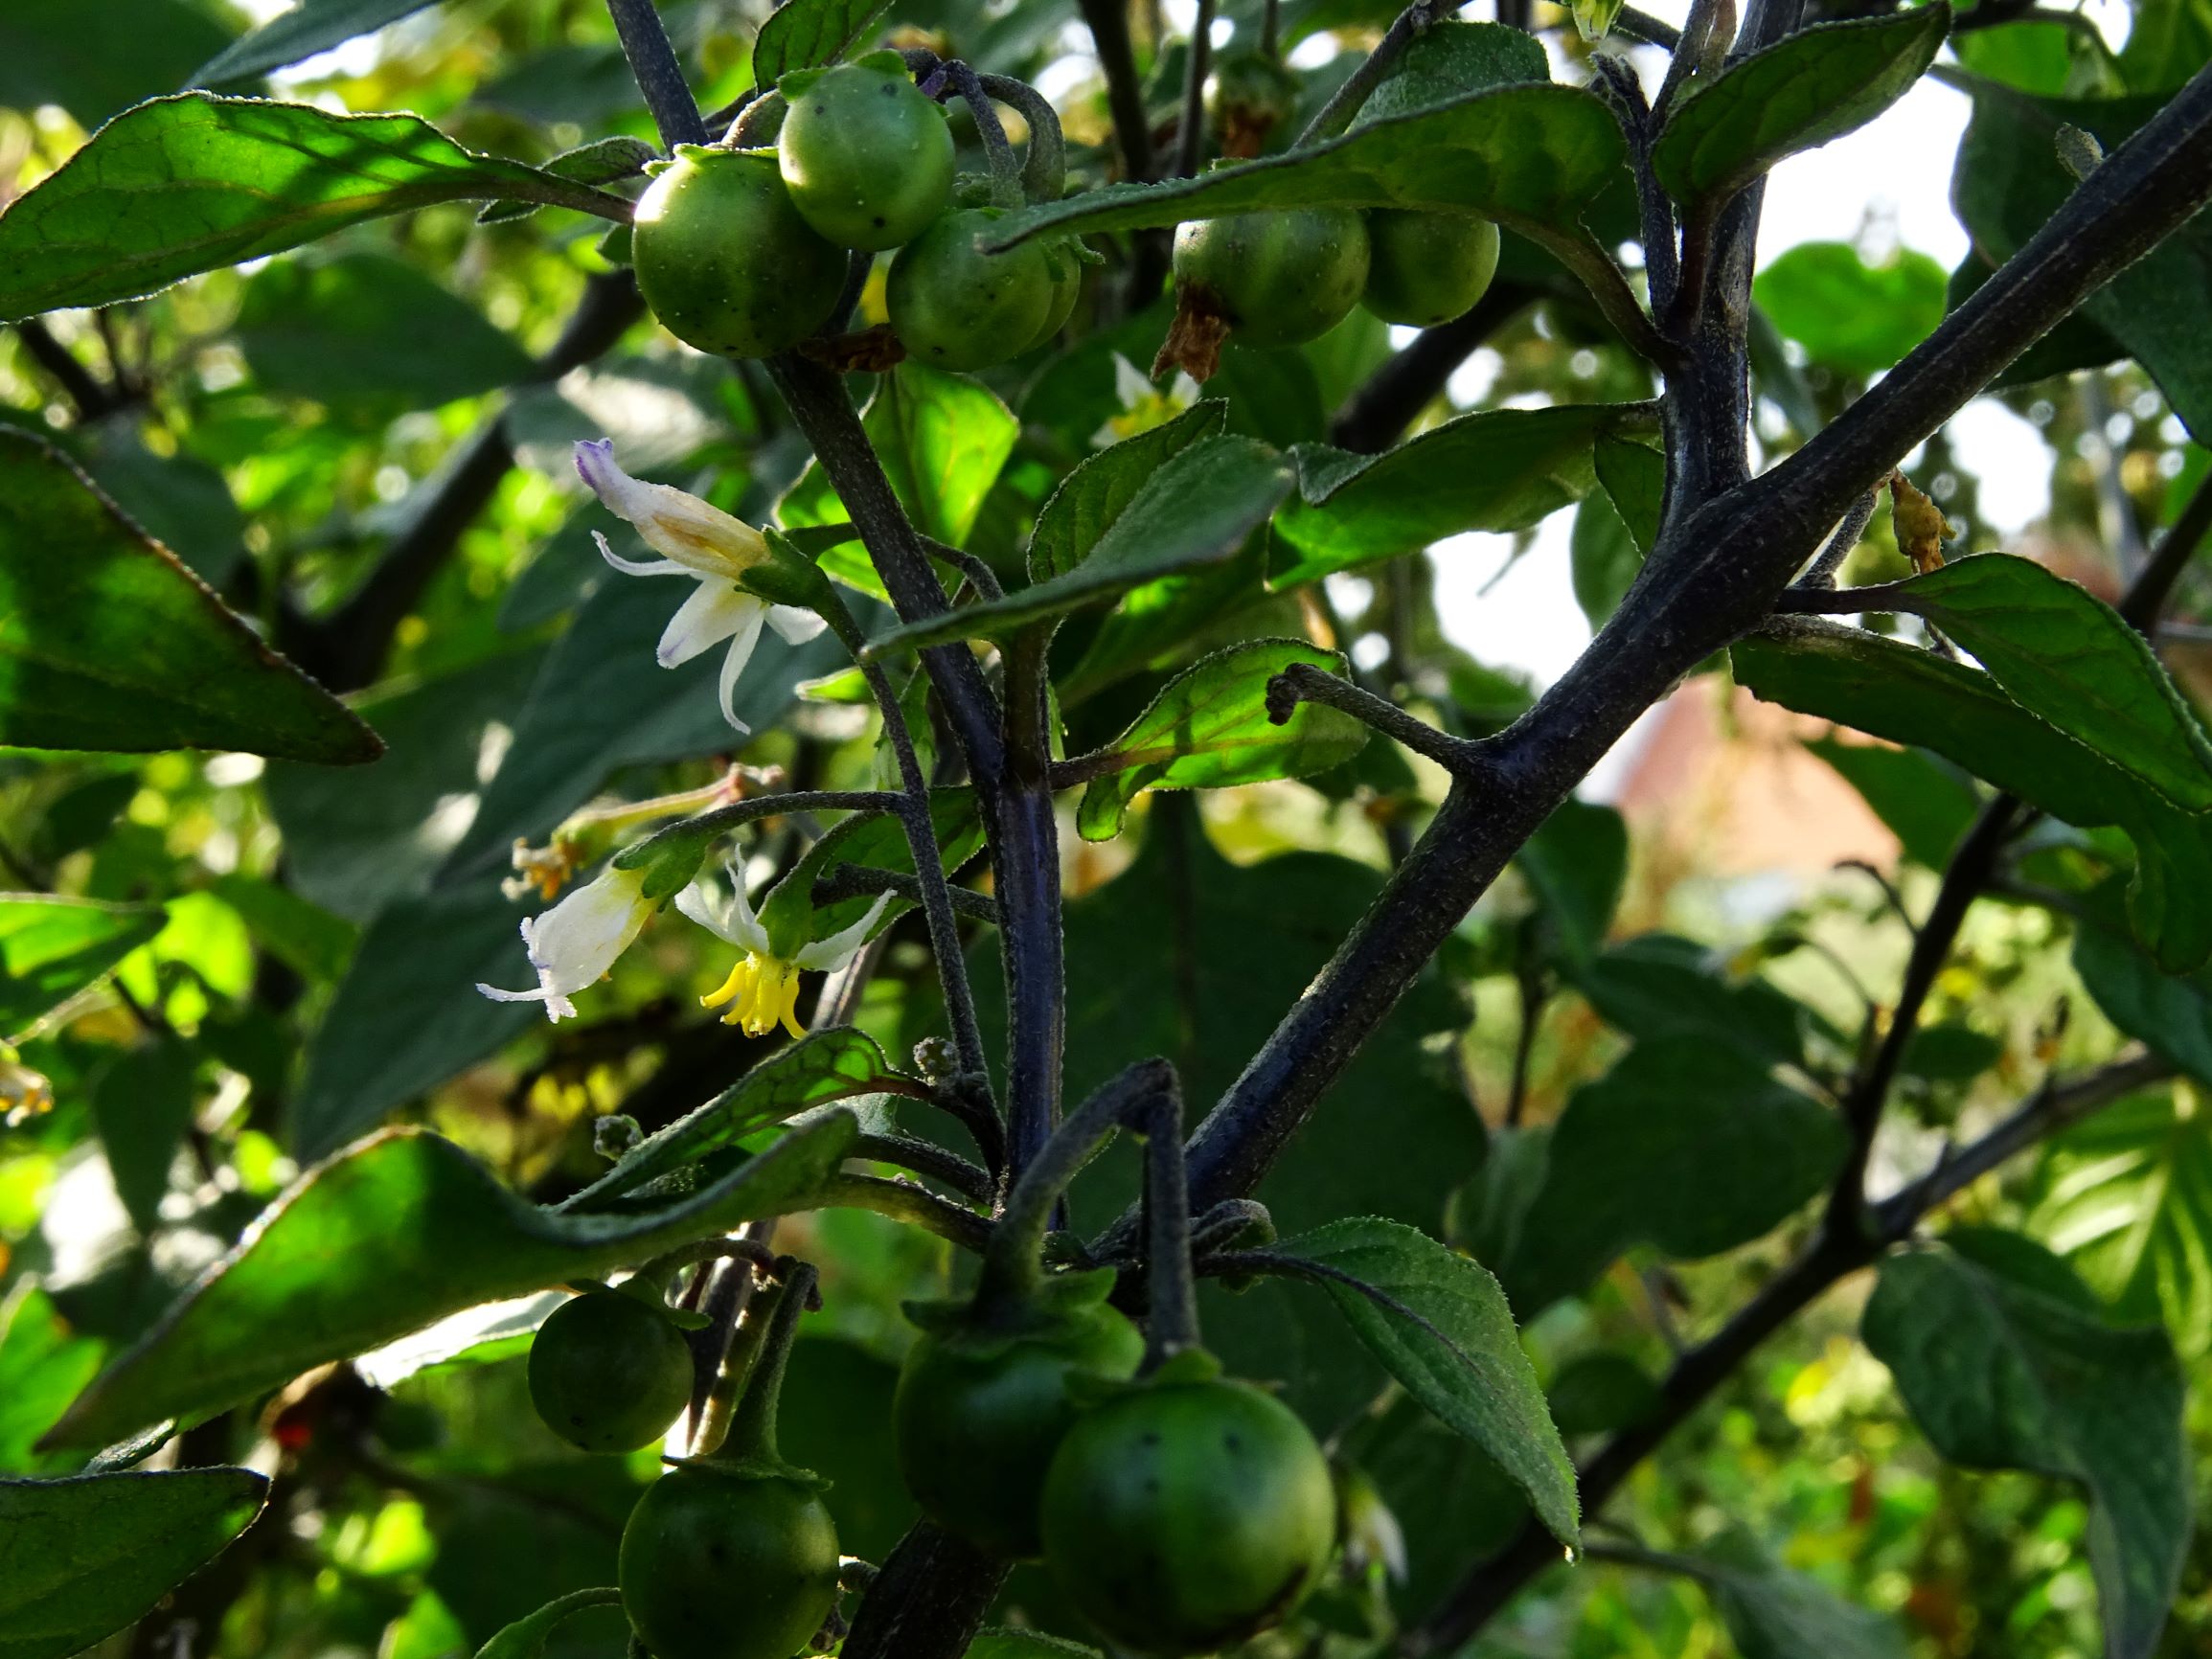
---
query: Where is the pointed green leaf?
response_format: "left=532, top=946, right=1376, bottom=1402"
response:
left=0, top=1285, right=103, bottom=1476
left=1270, top=1216, right=1578, bottom=1545
left=866, top=436, right=1291, bottom=654
left=194, top=0, right=438, bottom=85
left=1029, top=402, right=1228, bottom=582
left=781, top=364, right=1017, bottom=555
left=1803, top=735, right=1980, bottom=870
left=1593, top=433, right=1665, bottom=553
left=1270, top=404, right=1637, bottom=585
left=0, top=94, right=627, bottom=321
left=962, top=1632, right=1104, bottom=1659
left=755, top=0, right=896, bottom=85
left=1953, top=83, right=2212, bottom=437
left=1516, top=798, right=1628, bottom=969
left=987, top=82, right=1625, bottom=249
left=1690, top=1531, right=1913, bottom=1659
left=473, top=1587, right=625, bottom=1659
left=0, top=1467, right=267, bottom=1659
left=2034, top=1087, right=2212, bottom=1356
left=2074, top=909, right=2212, bottom=1088
left=1653, top=8, right=1950, bottom=208
left=1893, top=554, right=2212, bottom=811
left=1355, top=21, right=1550, bottom=123
left=1864, top=1231, right=2188, bottom=1659
left=1072, top=640, right=1368, bottom=840
left=0, top=0, right=232, bottom=128
left=1735, top=620, right=2212, bottom=970
left=46, top=1112, right=861, bottom=1449
left=561, top=1029, right=926, bottom=1211
left=1751, top=241, right=1950, bottom=375
left=0, top=895, right=165, bottom=1037
left=1500, top=1037, right=1848, bottom=1315
left=0, top=429, right=381, bottom=762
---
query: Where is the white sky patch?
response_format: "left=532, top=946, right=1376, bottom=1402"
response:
left=1428, top=513, right=1591, bottom=688
left=1949, top=397, right=2055, bottom=534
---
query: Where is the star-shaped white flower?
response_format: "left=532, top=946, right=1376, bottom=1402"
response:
left=676, top=873, right=893, bottom=1038
left=575, top=439, right=827, bottom=731
left=1092, top=352, right=1200, bottom=448
left=476, top=864, right=655, bottom=1022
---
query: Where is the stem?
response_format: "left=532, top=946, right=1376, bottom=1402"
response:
left=1503, top=958, right=1545, bottom=1128
left=977, top=74, right=1067, bottom=202
left=1137, top=1080, right=1198, bottom=1371
left=1299, top=0, right=1451, bottom=146
left=1263, top=661, right=1485, bottom=775
left=812, top=865, right=997, bottom=925
left=719, top=1261, right=816, bottom=1466
left=604, top=0, right=709, bottom=148
left=1176, top=0, right=1217, bottom=178
left=1791, top=487, right=1881, bottom=589
left=1077, top=0, right=1157, bottom=180
left=616, top=790, right=902, bottom=870
left=840, top=1522, right=1010, bottom=1659
left=977, top=1057, right=1180, bottom=1310
left=942, top=61, right=1024, bottom=209
left=1262, top=0, right=1281, bottom=57
left=817, top=588, right=995, bottom=1101
left=2118, top=461, right=2212, bottom=628
left=851, top=1132, right=996, bottom=1205
left=820, top=1171, right=995, bottom=1254
left=999, top=631, right=1067, bottom=1179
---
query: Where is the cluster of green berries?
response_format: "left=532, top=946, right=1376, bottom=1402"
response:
left=631, top=54, right=1078, bottom=372
left=527, top=1265, right=1338, bottom=1658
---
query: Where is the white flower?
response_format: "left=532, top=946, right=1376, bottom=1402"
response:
left=1091, top=352, right=1200, bottom=448
left=676, top=873, right=893, bottom=1039
left=575, top=439, right=828, bottom=732
left=476, top=864, right=656, bottom=1022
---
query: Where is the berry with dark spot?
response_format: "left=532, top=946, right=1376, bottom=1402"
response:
left=526, top=1287, right=694, bottom=1455
left=619, top=1462, right=840, bottom=1659
left=777, top=54, right=954, bottom=252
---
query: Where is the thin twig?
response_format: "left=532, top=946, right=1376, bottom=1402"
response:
left=1299, top=0, right=1451, bottom=146
left=605, top=0, right=709, bottom=148
left=1263, top=661, right=1489, bottom=775
left=1176, top=0, right=1217, bottom=177
left=812, top=864, right=1000, bottom=925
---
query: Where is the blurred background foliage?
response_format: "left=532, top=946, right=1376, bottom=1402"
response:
left=5, top=0, right=2212, bottom=1655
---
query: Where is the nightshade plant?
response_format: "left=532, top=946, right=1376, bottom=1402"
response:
left=6, top=0, right=2212, bottom=1655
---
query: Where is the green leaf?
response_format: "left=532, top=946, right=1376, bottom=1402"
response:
left=1953, top=82, right=2212, bottom=436
left=1029, top=402, right=1228, bottom=582
left=233, top=252, right=534, bottom=409
left=964, top=1632, right=1104, bottom=1659
left=194, top=0, right=437, bottom=85
left=1572, top=933, right=1812, bottom=1067
left=806, top=786, right=988, bottom=940
left=1270, top=404, right=1630, bottom=585
left=561, top=1029, right=924, bottom=1211
left=1652, top=8, right=1950, bottom=207
left=2075, top=911, right=2212, bottom=1087
left=0, top=1286, right=103, bottom=1477
left=265, top=647, right=546, bottom=924
left=0, top=429, right=382, bottom=762
left=1892, top=555, right=2212, bottom=810
left=1593, top=433, right=1664, bottom=553
left=755, top=0, right=896, bottom=85
left=0, top=94, right=627, bottom=322
left=1569, top=493, right=1641, bottom=632
left=0, top=1467, right=268, bottom=1659
left=781, top=364, right=1017, bottom=555
left=866, top=437, right=1291, bottom=653
left=1751, top=241, right=1950, bottom=375
left=1735, top=620, right=2212, bottom=970
left=46, top=1111, right=862, bottom=1449
left=2034, top=1087, right=2212, bottom=1355
left=2115, top=0, right=2212, bottom=93
left=478, top=135, right=657, bottom=225
left=1691, top=1531, right=1913, bottom=1659
left=1500, top=1037, right=1847, bottom=1314
left=1515, top=797, right=1628, bottom=968
left=66, top=423, right=246, bottom=586
left=1355, top=20, right=1550, bottom=123
left=1270, top=1216, right=1577, bottom=1545
left=473, top=1587, right=624, bottom=1659
left=0, top=0, right=232, bottom=128
left=90, top=1039, right=198, bottom=1237
left=290, top=883, right=540, bottom=1162
left=445, top=567, right=843, bottom=876
left=0, top=895, right=165, bottom=1037
left=1863, top=1231, right=2189, bottom=1659
left=1072, top=639, right=1369, bottom=841
left=988, top=82, right=1626, bottom=249
left=1804, top=735, right=1980, bottom=869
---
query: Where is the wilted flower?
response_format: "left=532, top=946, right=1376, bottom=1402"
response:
left=677, top=872, right=892, bottom=1039
left=476, top=864, right=656, bottom=1022
left=575, top=439, right=828, bottom=731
